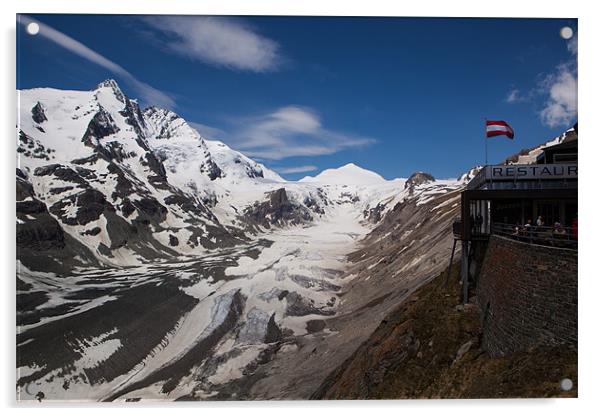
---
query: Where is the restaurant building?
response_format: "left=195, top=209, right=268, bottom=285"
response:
left=453, top=129, right=578, bottom=302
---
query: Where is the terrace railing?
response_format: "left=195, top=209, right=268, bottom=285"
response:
left=490, top=222, right=577, bottom=249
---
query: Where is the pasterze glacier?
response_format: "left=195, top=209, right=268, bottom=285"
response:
left=17, top=80, right=471, bottom=400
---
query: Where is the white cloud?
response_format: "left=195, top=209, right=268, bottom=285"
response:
left=567, top=32, right=578, bottom=55
left=229, top=106, right=377, bottom=160
left=188, top=121, right=225, bottom=139
left=506, top=31, right=577, bottom=129
left=141, top=16, right=281, bottom=72
left=275, top=165, right=318, bottom=174
left=539, top=63, right=577, bottom=128
left=18, top=15, right=175, bottom=109
left=505, top=89, right=524, bottom=103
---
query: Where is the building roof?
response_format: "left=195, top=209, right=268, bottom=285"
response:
left=537, top=138, right=578, bottom=163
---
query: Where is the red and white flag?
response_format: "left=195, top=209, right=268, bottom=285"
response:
left=486, top=120, right=514, bottom=139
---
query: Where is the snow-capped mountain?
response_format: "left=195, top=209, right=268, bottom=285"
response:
left=142, top=105, right=295, bottom=228
left=18, top=80, right=268, bottom=273
left=144, top=105, right=284, bottom=186
left=300, top=163, right=386, bottom=185
left=17, top=80, right=477, bottom=402
left=18, top=78, right=432, bottom=274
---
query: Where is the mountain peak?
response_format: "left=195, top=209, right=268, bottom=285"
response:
left=404, top=171, right=435, bottom=189
left=340, top=162, right=360, bottom=169
left=96, top=78, right=120, bottom=90
left=299, top=163, right=385, bottom=185
left=95, top=79, right=125, bottom=103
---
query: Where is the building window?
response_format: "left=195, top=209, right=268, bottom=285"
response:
left=553, top=153, right=578, bottom=163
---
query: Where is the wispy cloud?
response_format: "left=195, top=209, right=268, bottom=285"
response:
left=274, top=165, right=318, bottom=174
left=539, top=63, right=577, bottom=128
left=505, top=88, right=526, bottom=103
left=188, top=121, right=225, bottom=139
left=18, top=15, right=175, bottom=109
left=140, top=16, right=281, bottom=72
left=228, top=106, right=377, bottom=160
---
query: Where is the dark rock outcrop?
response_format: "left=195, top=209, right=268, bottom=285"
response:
left=34, top=164, right=88, bottom=186
left=16, top=172, right=34, bottom=201
left=244, top=188, right=312, bottom=229
left=82, top=227, right=102, bottom=236
left=106, top=163, right=136, bottom=201
left=120, top=199, right=136, bottom=218
left=96, top=142, right=133, bottom=164
left=303, top=196, right=326, bottom=215
left=31, top=102, right=47, bottom=124
left=17, top=195, right=65, bottom=251
left=120, top=98, right=149, bottom=148
left=82, top=106, right=120, bottom=147
left=49, top=189, right=114, bottom=226
left=163, top=193, right=213, bottom=220
left=168, top=234, right=179, bottom=247
left=131, top=197, right=168, bottom=224
left=16, top=173, right=99, bottom=273
left=16, top=199, right=48, bottom=215
left=143, top=152, right=168, bottom=186
left=244, top=164, right=264, bottom=179
left=264, top=313, right=282, bottom=343
left=18, top=130, right=53, bottom=161
left=404, top=172, right=435, bottom=190
left=363, top=202, right=386, bottom=224
left=200, top=157, right=223, bottom=181
left=285, top=291, right=335, bottom=317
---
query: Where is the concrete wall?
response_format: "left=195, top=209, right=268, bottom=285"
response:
left=476, top=235, right=577, bottom=357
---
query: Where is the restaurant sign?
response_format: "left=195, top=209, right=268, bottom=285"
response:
left=487, top=164, right=578, bottom=180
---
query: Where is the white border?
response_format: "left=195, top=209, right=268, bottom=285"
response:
left=3, top=1, right=601, bottom=415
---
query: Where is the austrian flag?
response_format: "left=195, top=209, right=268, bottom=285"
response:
left=486, top=120, right=514, bottom=139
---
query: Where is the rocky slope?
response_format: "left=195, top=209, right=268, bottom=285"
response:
left=313, top=264, right=577, bottom=399
left=309, top=128, right=578, bottom=400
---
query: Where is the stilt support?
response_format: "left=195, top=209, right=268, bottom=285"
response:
left=461, top=240, right=470, bottom=304
left=446, top=238, right=458, bottom=285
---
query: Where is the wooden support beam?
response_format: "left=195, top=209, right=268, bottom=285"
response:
left=461, top=240, right=469, bottom=304
left=446, top=238, right=458, bottom=285
left=461, top=191, right=471, bottom=240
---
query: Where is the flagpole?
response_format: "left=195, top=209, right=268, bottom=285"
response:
left=485, top=118, right=488, bottom=166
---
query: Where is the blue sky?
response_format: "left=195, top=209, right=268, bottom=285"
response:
left=17, top=15, right=577, bottom=180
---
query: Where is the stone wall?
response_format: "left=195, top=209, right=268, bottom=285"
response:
left=476, top=235, right=577, bottom=357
